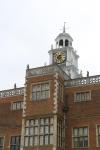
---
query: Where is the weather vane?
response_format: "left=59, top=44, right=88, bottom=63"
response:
left=60, top=22, right=69, bottom=33
left=63, top=22, right=66, bottom=33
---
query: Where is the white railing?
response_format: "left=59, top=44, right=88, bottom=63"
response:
left=0, top=87, right=24, bottom=98
left=65, top=75, right=100, bottom=87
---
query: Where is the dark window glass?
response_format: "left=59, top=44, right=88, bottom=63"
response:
left=65, top=39, right=69, bottom=46
left=0, top=137, right=4, bottom=150
left=59, top=39, right=63, bottom=46
left=10, top=136, right=20, bottom=150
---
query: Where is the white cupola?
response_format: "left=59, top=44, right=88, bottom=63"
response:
left=48, top=23, right=81, bottom=79
left=55, top=24, right=73, bottom=48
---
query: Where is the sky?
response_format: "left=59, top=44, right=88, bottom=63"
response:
left=0, top=0, right=100, bottom=90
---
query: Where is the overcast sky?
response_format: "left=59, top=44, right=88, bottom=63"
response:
left=0, top=0, right=100, bottom=90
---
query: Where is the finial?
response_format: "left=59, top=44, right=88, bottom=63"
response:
left=26, top=64, right=29, bottom=70
left=87, top=71, right=89, bottom=77
left=14, top=83, right=16, bottom=89
left=63, top=22, right=66, bottom=33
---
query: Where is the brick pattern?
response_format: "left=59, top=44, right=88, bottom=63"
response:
left=65, top=84, right=100, bottom=150
left=0, top=72, right=100, bottom=150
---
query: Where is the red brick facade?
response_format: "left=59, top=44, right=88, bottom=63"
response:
left=0, top=65, right=100, bottom=150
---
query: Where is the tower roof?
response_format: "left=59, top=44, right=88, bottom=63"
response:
left=55, top=32, right=73, bottom=42
left=55, top=23, right=73, bottom=42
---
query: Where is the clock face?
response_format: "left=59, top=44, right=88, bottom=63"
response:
left=54, top=51, right=66, bottom=64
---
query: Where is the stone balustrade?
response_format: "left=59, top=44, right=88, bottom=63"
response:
left=0, top=87, right=24, bottom=98
left=26, top=64, right=69, bottom=80
left=65, top=75, right=100, bottom=87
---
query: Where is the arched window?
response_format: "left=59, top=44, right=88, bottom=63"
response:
left=65, top=39, right=69, bottom=47
left=59, top=39, right=63, bottom=46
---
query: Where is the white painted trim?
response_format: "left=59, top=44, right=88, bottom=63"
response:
left=74, top=90, right=91, bottom=102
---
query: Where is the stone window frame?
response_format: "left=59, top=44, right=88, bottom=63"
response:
left=24, top=117, right=53, bottom=147
left=0, top=136, right=4, bottom=150
left=72, top=126, right=89, bottom=148
left=11, top=101, right=23, bottom=110
left=74, top=90, right=91, bottom=102
left=31, top=81, right=50, bottom=101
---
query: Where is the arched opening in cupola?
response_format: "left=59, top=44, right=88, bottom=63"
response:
left=65, top=39, right=69, bottom=47
left=59, top=39, right=63, bottom=46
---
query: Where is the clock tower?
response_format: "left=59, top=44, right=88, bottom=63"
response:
left=48, top=24, right=81, bottom=79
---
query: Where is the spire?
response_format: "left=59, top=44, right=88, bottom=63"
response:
left=63, top=22, right=66, bottom=33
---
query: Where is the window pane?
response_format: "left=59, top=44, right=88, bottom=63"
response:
left=25, top=128, right=29, bottom=135
left=79, top=128, right=83, bottom=136
left=26, top=120, right=29, bottom=127
left=32, top=83, right=49, bottom=101
left=39, top=136, right=43, bottom=145
left=24, top=137, right=28, bottom=146
left=73, top=127, right=88, bottom=148
left=41, top=91, right=45, bottom=99
left=40, top=126, right=44, bottom=134
left=0, top=137, right=3, bottom=146
left=12, top=102, right=23, bottom=110
left=17, top=102, right=20, bottom=109
left=98, top=126, right=100, bottom=135
left=34, top=119, right=38, bottom=125
left=81, top=93, right=85, bottom=101
left=40, top=118, right=44, bottom=125
left=24, top=117, right=53, bottom=147
left=86, top=92, right=90, bottom=100
left=45, top=126, right=49, bottom=134
left=41, top=84, right=46, bottom=90
left=30, top=128, right=34, bottom=135
left=45, top=118, right=49, bottom=124
left=29, top=137, right=33, bottom=146
left=12, top=103, right=16, bottom=110
left=11, top=137, right=16, bottom=144
left=10, top=136, right=20, bottom=150
left=32, top=85, right=37, bottom=92
left=75, top=92, right=90, bottom=102
left=30, top=120, right=34, bottom=126
left=45, top=91, right=49, bottom=98
left=50, top=125, right=53, bottom=133
left=16, top=137, right=20, bottom=144
left=84, top=128, right=88, bottom=136
left=73, top=128, right=78, bottom=136
left=36, top=85, right=41, bottom=91
left=34, top=136, right=38, bottom=146
left=79, top=137, right=84, bottom=147
left=34, top=127, right=38, bottom=135
left=84, top=137, right=88, bottom=147
left=37, top=91, right=41, bottom=100
left=44, top=135, right=49, bottom=145
left=45, top=83, right=49, bottom=90
left=32, top=93, right=36, bottom=100
left=98, top=135, right=100, bottom=146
